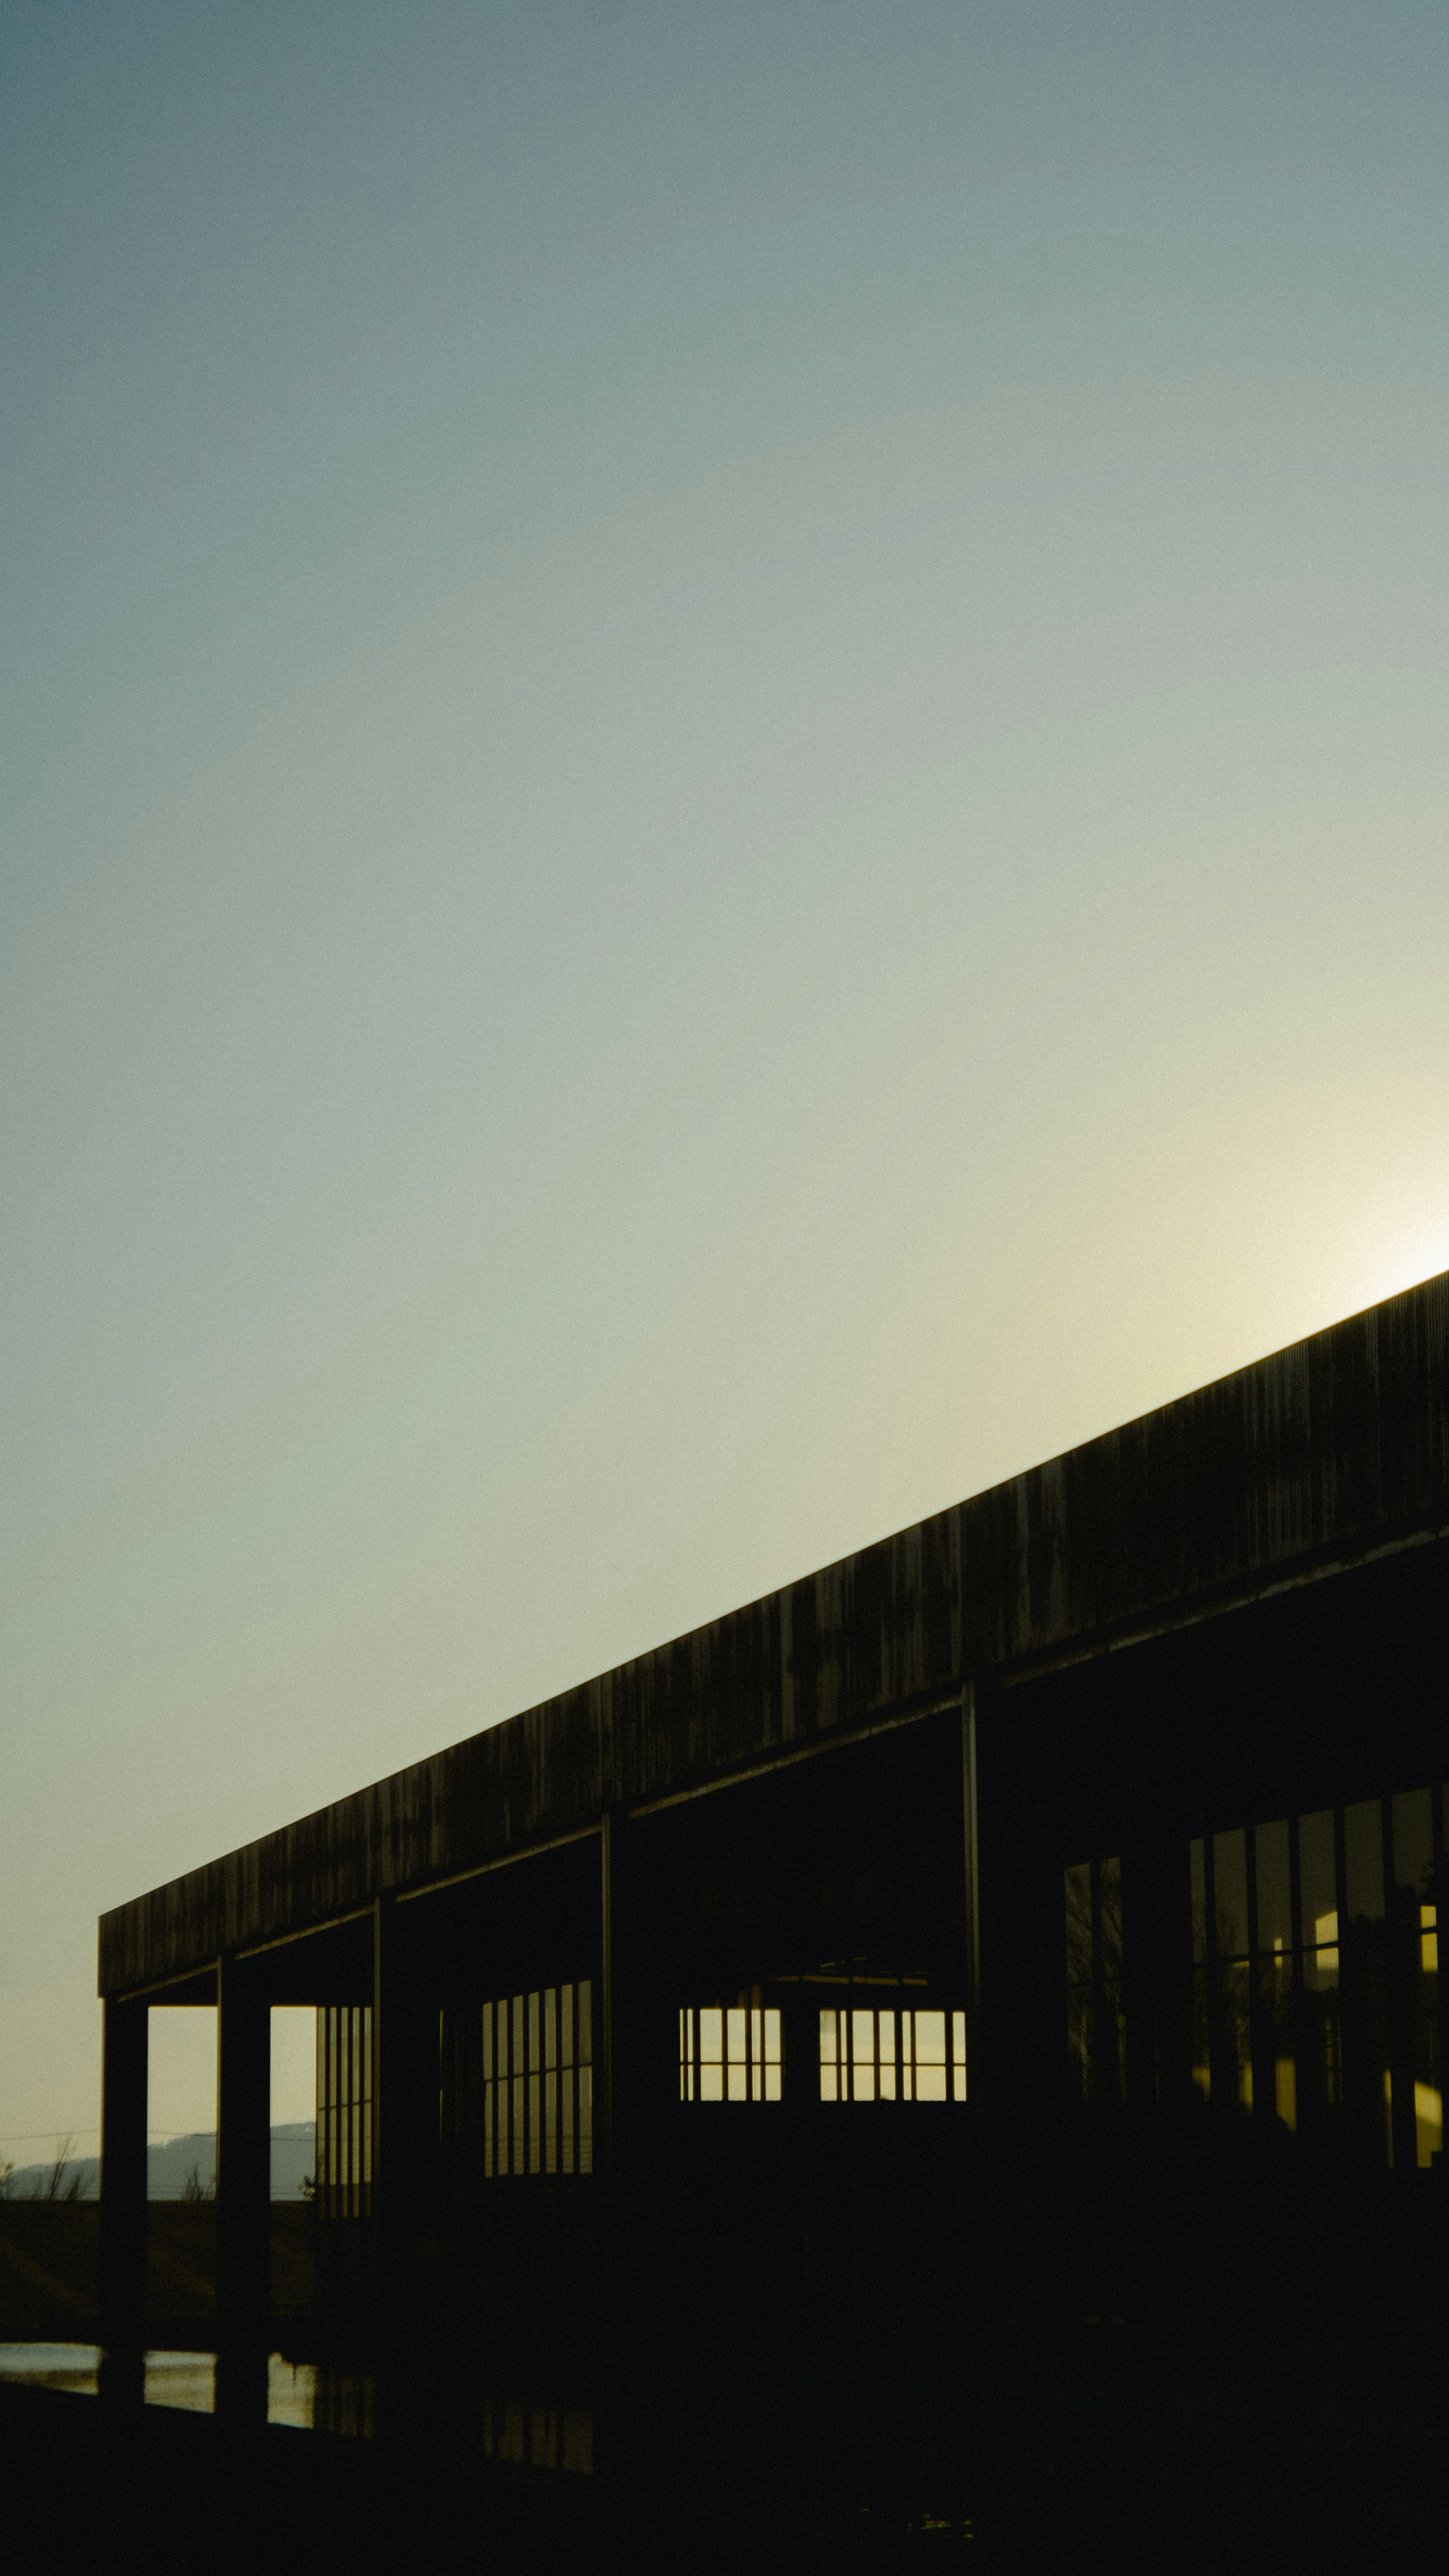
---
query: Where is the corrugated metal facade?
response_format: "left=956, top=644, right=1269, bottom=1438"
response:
left=100, top=1273, right=1449, bottom=1996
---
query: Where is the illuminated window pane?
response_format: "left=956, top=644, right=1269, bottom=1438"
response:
left=1416, top=2080, right=1443, bottom=2168
left=878, top=2009, right=896, bottom=2099
left=819, top=2006, right=838, bottom=2102
left=1214, top=1828, right=1248, bottom=1960
left=952, top=2010, right=967, bottom=2101
left=727, top=2007, right=747, bottom=2101
left=527, top=1993, right=541, bottom=2173
left=562, top=1987, right=575, bottom=2173
left=1299, top=1810, right=1337, bottom=1952
left=901, top=2010, right=913, bottom=2102
left=544, top=1992, right=557, bottom=2172
left=915, top=2010, right=946, bottom=2101
left=852, top=2008, right=875, bottom=2101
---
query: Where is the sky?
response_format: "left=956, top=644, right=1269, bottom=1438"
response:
left=3, top=0, right=1449, bottom=2156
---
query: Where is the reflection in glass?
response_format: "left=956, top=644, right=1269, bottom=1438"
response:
left=1226, top=1960, right=1253, bottom=2110
left=1066, top=1861, right=1094, bottom=2104
left=478, top=1982, right=589, bottom=2178
left=544, top=1988, right=558, bottom=2175
left=1344, top=1801, right=1384, bottom=1924
left=512, top=1996, right=525, bottom=2176
left=528, top=1993, right=541, bottom=2176
left=1260, top=1947, right=1296, bottom=2130
left=1190, top=1840, right=1208, bottom=1969
left=1392, top=1788, right=1440, bottom=2166
left=1189, top=1839, right=1211, bottom=2102
left=1214, top=1827, right=1248, bottom=1963
left=1256, top=1820, right=1291, bottom=1954
left=1299, top=1810, right=1337, bottom=1956
left=1391, top=1789, right=1433, bottom=1901
left=1064, top=1856, right=1124, bottom=2105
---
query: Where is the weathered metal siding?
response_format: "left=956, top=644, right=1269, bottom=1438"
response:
left=959, top=1273, right=1449, bottom=1670
left=99, top=1276, right=1449, bottom=1996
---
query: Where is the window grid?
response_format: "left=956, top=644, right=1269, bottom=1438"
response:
left=1066, top=1856, right=1126, bottom=2110
left=314, top=2004, right=373, bottom=2218
left=1181, top=1788, right=1443, bottom=2169
left=480, top=1981, right=592, bottom=2180
left=680, top=2002, right=782, bottom=2102
left=818, top=2006, right=965, bottom=2103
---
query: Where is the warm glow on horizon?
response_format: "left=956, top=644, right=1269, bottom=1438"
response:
left=3, top=0, right=1449, bottom=2167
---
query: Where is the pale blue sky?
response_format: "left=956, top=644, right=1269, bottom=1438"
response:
left=3, top=1, right=1448, bottom=2146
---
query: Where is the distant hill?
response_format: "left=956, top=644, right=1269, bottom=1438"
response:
left=3, top=2122, right=316, bottom=2203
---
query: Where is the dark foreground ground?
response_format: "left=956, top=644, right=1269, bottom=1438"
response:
left=3, top=2370, right=1447, bottom=2576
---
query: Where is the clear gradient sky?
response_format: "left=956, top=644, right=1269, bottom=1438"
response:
left=4, top=0, right=1449, bottom=2152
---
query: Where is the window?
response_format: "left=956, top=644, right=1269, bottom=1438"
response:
left=679, top=2002, right=781, bottom=2101
left=1186, top=1790, right=1444, bottom=2170
left=818, top=2005, right=965, bottom=2102
left=1064, top=1857, right=1125, bottom=2107
left=315, top=2005, right=372, bottom=2218
left=480, top=1981, right=592, bottom=2178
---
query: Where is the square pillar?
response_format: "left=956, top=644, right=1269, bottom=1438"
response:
left=215, top=1955, right=271, bottom=2420
left=98, top=1996, right=148, bottom=2403
left=372, top=1894, right=438, bottom=2357
left=600, top=1809, right=666, bottom=2345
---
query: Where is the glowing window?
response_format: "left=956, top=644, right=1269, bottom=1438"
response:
left=818, top=2004, right=965, bottom=2104
left=681, top=2002, right=781, bottom=2103
left=477, top=1980, right=591, bottom=2180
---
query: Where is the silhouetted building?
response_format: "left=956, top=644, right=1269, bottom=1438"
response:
left=96, top=1273, right=1449, bottom=2456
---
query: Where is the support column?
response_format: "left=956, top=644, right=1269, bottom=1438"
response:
left=372, top=1894, right=437, bottom=2368
left=98, top=1996, right=148, bottom=2404
left=962, top=1687, right=981, bottom=2095
left=600, top=1808, right=661, bottom=2355
left=215, top=1955, right=271, bottom=2421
